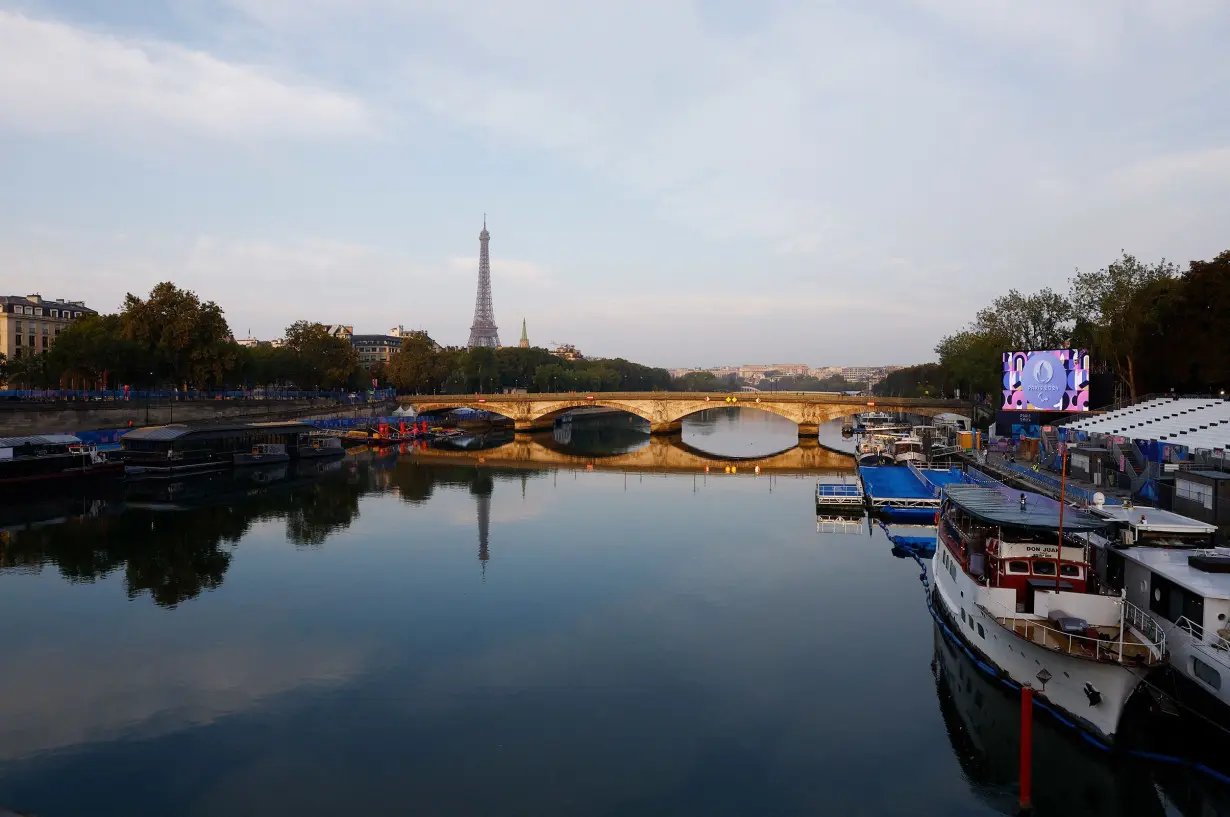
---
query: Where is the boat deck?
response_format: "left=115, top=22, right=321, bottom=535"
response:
left=995, top=616, right=1160, bottom=664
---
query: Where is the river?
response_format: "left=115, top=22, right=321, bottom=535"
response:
left=0, top=410, right=1226, bottom=816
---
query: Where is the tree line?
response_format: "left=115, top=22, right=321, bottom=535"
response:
left=0, top=283, right=369, bottom=391
left=0, top=281, right=685, bottom=394
left=874, top=250, right=1230, bottom=402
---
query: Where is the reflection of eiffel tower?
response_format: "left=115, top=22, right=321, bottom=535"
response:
left=477, top=490, right=490, bottom=581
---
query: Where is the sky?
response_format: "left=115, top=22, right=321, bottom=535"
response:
left=1, top=1, right=1228, bottom=368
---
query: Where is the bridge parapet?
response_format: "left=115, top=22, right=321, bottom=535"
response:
left=398, top=392, right=966, bottom=436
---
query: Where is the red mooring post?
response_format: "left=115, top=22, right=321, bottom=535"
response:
left=1019, top=685, right=1034, bottom=814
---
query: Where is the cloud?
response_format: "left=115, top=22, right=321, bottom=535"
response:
left=0, top=639, right=366, bottom=762
left=0, top=9, right=370, bottom=141
left=0, top=230, right=447, bottom=339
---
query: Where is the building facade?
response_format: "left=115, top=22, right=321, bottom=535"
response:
left=351, top=334, right=403, bottom=367
left=0, top=294, right=97, bottom=364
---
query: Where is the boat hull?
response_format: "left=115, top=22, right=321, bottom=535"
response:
left=931, top=547, right=1145, bottom=743
left=857, top=453, right=894, bottom=467
left=0, top=453, right=124, bottom=485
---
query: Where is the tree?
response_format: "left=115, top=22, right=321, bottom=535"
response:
left=972, top=288, right=1073, bottom=351
left=48, top=314, right=145, bottom=389
left=121, top=282, right=236, bottom=388
left=935, top=330, right=1002, bottom=401
left=281, top=321, right=359, bottom=389
left=1070, top=252, right=1179, bottom=400
left=874, top=364, right=951, bottom=397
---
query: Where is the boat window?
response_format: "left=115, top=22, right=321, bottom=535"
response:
left=1033, top=561, right=1056, bottom=576
left=961, top=609, right=966, bottom=623
left=1194, top=658, right=1222, bottom=690
left=977, top=623, right=985, bottom=638
left=1060, top=564, right=1081, bottom=578
left=1007, top=560, right=1030, bottom=574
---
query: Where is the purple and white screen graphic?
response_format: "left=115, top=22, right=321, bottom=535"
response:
left=1001, top=349, right=1089, bottom=412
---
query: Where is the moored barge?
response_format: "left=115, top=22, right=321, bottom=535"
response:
left=118, top=422, right=324, bottom=477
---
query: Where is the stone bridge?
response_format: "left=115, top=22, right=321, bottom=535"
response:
left=398, top=392, right=966, bottom=435
left=382, top=434, right=854, bottom=475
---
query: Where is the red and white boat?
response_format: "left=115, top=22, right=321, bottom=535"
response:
left=932, top=482, right=1168, bottom=742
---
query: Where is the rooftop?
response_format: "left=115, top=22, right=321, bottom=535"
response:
left=123, top=422, right=315, bottom=442
left=1090, top=505, right=1218, bottom=535
left=1118, top=546, right=1230, bottom=600
left=0, top=434, right=84, bottom=448
left=945, top=483, right=1108, bottom=532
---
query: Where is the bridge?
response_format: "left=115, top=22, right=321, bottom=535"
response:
left=398, top=392, right=966, bottom=435
left=375, top=434, right=855, bottom=475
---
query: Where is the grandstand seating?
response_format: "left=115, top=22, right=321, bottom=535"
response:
left=1060, top=397, right=1230, bottom=450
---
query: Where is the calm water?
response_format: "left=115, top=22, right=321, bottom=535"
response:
left=0, top=412, right=1226, bottom=816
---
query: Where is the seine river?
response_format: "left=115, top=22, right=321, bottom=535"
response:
left=0, top=409, right=1227, bottom=816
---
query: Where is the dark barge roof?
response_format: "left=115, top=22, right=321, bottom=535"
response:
left=122, top=422, right=315, bottom=442
left=944, top=484, right=1108, bottom=532
left=0, top=434, right=83, bottom=447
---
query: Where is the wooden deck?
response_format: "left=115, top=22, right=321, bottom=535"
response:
left=996, top=617, right=1159, bottom=664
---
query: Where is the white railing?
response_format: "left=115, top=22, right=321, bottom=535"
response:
left=978, top=592, right=1166, bottom=666
left=1123, top=600, right=1167, bottom=659
left=908, top=460, right=940, bottom=498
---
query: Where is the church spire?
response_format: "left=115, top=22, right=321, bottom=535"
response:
left=519, top=317, right=529, bottom=348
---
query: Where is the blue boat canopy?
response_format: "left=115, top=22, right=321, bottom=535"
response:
left=944, top=484, right=1107, bottom=532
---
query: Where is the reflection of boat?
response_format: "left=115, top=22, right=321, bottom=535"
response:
left=934, top=483, right=1167, bottom=742
left=233, top=443, right=289, bottom=467
left=0, top=434, right=124, bottom=485
left=931, top=621, right=1164, bottom=816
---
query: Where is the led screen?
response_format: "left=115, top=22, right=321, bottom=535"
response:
left=1001, top=349, right=1089, bottom=412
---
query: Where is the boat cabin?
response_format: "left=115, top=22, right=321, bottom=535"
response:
left=120, top=422, right=316, bottom=472
left=939, top=484, right=1108, bottom=613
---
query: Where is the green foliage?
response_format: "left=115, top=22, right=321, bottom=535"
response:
left=1069, top=252, right=1180, bottom=399
left=385, top=341, right=668, bottom=394
left=670, top=371, right=739, bottom=392
left=48, top=314, right=146, bottom=388
left=281, top=321, right=360, bottom=389
left=121, top=282, right=237, bottom=388
left=873, top=364, right=952, bottom=397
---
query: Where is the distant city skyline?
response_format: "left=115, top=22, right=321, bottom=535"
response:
left=2, top=5, right=1227, bottom=366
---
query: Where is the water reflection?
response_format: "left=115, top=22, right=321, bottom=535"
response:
left=682, top=407, right=803, bottom=457
left=933, top=620, right=1230, bottom=816
left=0, top=461, right=365, bottom=607
left=1, top=419, right=1228, bottom=816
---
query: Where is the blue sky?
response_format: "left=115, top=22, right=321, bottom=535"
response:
left=2, top=1, right=1228, bottom=367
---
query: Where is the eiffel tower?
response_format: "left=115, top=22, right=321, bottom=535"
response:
left=466, top=216, right=500, bottom=348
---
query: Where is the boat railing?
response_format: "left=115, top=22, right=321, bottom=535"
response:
left=1176, top=616, right=1230, bottom=660
left=979, top=592, right=1166, bottom=665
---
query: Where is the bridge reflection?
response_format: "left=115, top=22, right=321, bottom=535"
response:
left=395, top=432, right=854, bottom=475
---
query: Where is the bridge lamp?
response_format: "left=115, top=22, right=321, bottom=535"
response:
left=587, top=395, right=594, bottom=400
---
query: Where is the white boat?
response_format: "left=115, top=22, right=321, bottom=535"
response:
left=891, top=434, right=925, bottom=465
left=1085, top=505, right=1230, bottom=716
left=856, top=436, right=893, bottom=466
left=933, top=483, right=1167, bottom=742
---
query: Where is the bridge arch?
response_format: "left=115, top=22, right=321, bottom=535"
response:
left=528, top=399, right=656, bottom=428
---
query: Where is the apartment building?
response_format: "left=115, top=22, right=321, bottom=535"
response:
left=0, top=294, right=97, bottom=362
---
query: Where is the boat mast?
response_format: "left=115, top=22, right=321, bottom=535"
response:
left=1056, top=447, right=1067, bottom=593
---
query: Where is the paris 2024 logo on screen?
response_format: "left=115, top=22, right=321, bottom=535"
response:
left=1002, top=349, right=1089, bottom=412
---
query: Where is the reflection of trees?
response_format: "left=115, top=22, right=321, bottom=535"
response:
left=386, top=461, right=542, bottom=505
left=0, top=465, right=366, bottom=607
